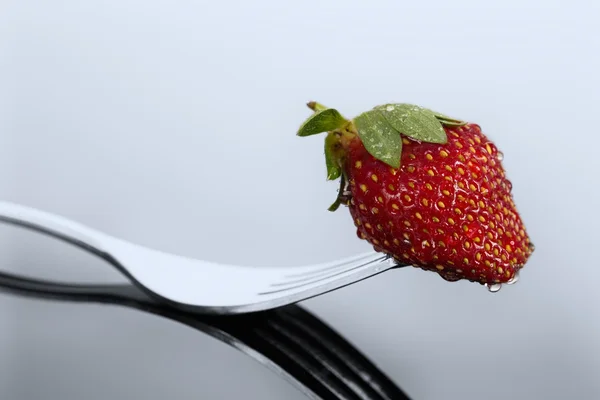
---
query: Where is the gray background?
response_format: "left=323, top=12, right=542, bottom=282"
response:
left=1, top=0, right=599, bottom=399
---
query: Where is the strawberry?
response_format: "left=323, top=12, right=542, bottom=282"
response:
left=298, top=101, right=534, bottom=289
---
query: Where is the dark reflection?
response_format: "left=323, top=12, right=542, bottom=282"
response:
left=0, top=271, right=411, bottom=400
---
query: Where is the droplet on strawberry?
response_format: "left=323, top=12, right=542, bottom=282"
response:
left=298, top=101, right=534, bottom=288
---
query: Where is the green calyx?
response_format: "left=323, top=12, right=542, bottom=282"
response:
left=297, top=101, right=466, bottom=210
left=297, top=103, right=348, bottom=138
left=355, top=103, right=466, bottom=168
left=297, top=101, right=353, bottom=185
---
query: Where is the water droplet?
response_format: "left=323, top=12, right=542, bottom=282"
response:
left=403, top=239, right=411, bottom=245
left=487, top=283, right=502, bottom=293
left=528, top=243, right=536, bottom=253
left=386, top=256, right=412, bottom=270
left=386, top=105, right=395, bottom=111
left=342, top=178, right=350, bottom=192
left=496, top=151, right=504, bottom=161
left=505, top=180, right=513, bottom=192
left=385, top=256, right=399, bottom=268
left=507, top=271, right=520, bottom=285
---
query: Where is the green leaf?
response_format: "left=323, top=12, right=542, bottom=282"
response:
left=324, top=134, right=342, bottom=181
left=430, top=110, right=467, bottom=126
left=375, top=103, right=448, bottom=144
left=353, top=110, right=402, bottom=168
left=436, top=118, right=466, bottom=126
left=297, top=108, right=347, bottom=137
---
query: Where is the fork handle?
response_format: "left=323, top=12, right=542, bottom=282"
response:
left=0, top=201, right=115, bottom=256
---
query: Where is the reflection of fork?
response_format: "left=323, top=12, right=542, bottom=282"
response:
left=0, top=270, right=412, bottom=400
left=0, top=201, right=405, bottom=314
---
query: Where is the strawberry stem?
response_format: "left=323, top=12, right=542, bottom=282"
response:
left=328, top=173, right=349, bottom=212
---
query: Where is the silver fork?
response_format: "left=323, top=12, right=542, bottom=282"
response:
left=0, top=201, right=403, bottom=315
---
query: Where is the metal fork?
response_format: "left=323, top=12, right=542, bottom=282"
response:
left=0, top=201, right=404, bottom=315
left=0, top=270, right=412, bottom=400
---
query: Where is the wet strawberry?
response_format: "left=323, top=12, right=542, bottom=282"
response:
left=298, top=101, right=534, bottom=288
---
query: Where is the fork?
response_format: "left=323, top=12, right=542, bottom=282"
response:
left=0, top=270, right=412, bottom=400
left=0, top=201, right=404, bottom=314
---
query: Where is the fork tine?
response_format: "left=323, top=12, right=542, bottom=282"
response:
left=272, top=256, right=389, bottom=288
left=284, top=252, right=382, bottom=278
left=259, top=255, right=391, bottom=295
left=249, top=324, right=364, bottom=399
left=276, top=307, right=412, bottom=400
left=265, top=318, right=386, bottom=398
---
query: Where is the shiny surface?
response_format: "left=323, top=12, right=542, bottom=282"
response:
left=2, top=0, right=599, bottom=398
left=0, top=201, right=399, bottom=314
left=0, top=270, right=411, bottom=400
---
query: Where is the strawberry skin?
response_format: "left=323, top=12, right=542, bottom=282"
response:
left=344, top=123, right=532, bottom=285
left=297, top=101, right=534, bottom=288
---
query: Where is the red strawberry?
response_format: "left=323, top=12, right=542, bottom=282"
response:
left=298, top=101, right=534, bottom=289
